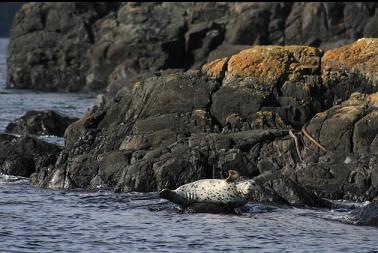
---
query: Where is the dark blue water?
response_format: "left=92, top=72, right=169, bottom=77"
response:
left=1, top=39, right=378, bottom=253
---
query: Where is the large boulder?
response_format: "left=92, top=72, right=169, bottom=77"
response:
left=322, top=38, right=378, bottom=105
left=291, top=91, right=378, bottom=200
left=206, top=45, right=324, bottom=128
left=0, top=134, right=61, bottom=177
left=6, top=110, right=78, bottom=137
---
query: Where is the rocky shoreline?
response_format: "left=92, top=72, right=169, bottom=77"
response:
left=3, top=3, right=378, bottom=225
left=4, top=39, right=378, bottom=204
left=25, top=39, right=378, bottom=203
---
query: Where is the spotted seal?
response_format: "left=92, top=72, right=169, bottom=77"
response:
left=159, top=170, right=257, bottom=208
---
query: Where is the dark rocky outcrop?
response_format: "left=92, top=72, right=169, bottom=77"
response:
left=7, top=2, right=119, bottom=91
left=7, top=2, right=378, bottom=92
left=291, top=91, right=378, bottom=201
left=28, top=39, right=378, bottom=208
left=252, top=171, right=333, bottom=208
left=0, top=134, right=61, bottom=177
left=350, top=198, right=378, bottom=226
left=6, top=110, right=78, bottom=137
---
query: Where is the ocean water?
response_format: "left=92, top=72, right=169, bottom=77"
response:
left=0, top=39, right=96, bottom=145
left=1, top=39, right=378, bottom=253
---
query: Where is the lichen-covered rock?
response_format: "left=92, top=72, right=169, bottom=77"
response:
left=322, top=38, right=378, bottom=104
left=6, top=110, right=78, bottom=137
left=207, top=45, right=324, bottom=128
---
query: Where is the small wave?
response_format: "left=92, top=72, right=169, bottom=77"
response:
left=39, top=135, right=65, bottom=146
left=0, top=173, right=29, bottom=184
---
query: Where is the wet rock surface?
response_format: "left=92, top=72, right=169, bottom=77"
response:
left=0, top=134, right=61, bottom=177
left=5, top=110, right=78, bottom=137
left=351, top=198, right=378, bottom=226
left=26, top=39, right=378, bottom=209
left=7, top=2, right=378, bottom=92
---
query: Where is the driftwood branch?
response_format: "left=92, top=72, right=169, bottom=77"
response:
left=289, top=129, right=303, bottom=162
left=301, top=122, right=328, bottom=153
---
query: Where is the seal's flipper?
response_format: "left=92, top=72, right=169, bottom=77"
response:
left=159, top=189, right=188, bottom=206
left=159, top=189, right=174, bottom=200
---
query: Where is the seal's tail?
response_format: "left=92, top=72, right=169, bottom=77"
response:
left=159, top=189, right=173, bottom=200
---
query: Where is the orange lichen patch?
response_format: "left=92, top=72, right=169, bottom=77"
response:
left=322, top=38, right=378, bottom=73
left=225, top=45, right=322, bottom=84
left=226, top=46, right=288, bottom=82
left=201, top=57, right=229, bottom=78
left=285, top=45, right=322, bottom=68
left=368, top=92, right=378, bottom=107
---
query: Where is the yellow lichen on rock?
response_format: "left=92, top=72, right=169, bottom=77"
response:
left=368, top=92, right=378, bottom=108
left=322, top=38, right=378, bottom=85
left=226, top=46, right=288, bottom=82
left=322, top=38, right=378, bottom=70
left=224, top=45, right=322, bottom=84
left=201, top=57, right=229, bottom=78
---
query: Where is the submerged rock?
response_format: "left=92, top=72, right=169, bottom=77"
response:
left=6, top=110, right=78, bottom=137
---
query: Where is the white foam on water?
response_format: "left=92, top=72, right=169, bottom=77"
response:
left=0, top=173, right=28, bottom=184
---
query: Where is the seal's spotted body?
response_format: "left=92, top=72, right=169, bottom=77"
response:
left=159, top=170, right=257, bottom=208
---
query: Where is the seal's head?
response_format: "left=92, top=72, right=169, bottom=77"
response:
left=225, top=170, right=240, bottom=183
left=236, top=180, right=259, bottom=197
